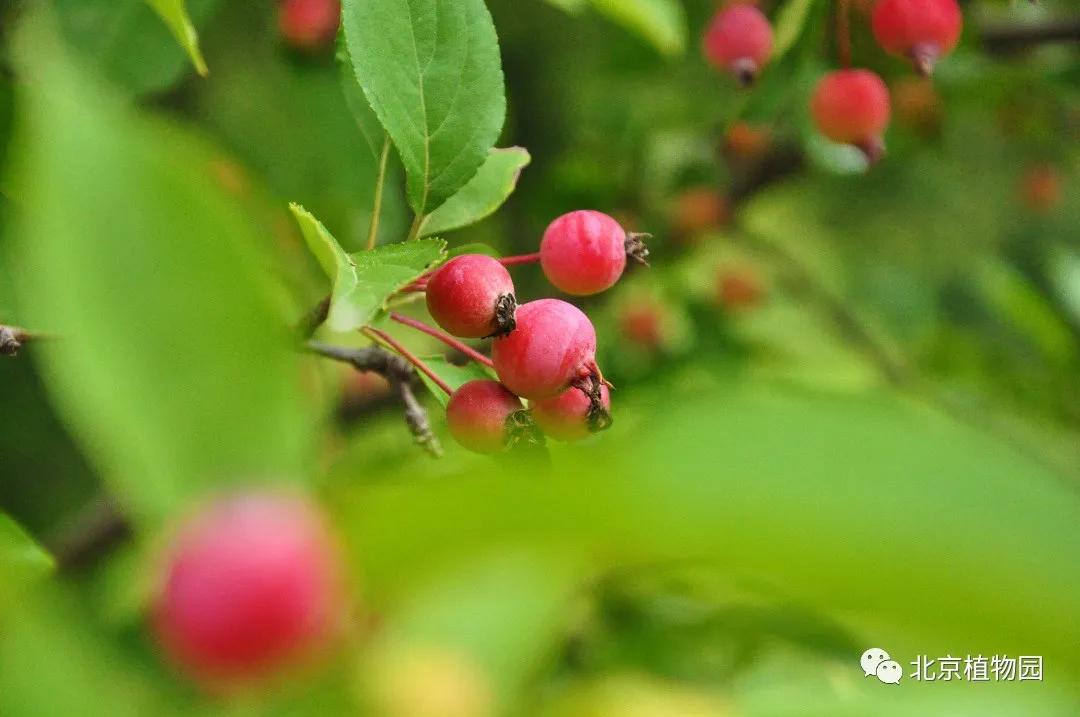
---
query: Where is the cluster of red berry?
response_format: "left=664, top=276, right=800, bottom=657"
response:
left=705, top=0, right=963, bottom=163
left=428, top=210, right=647, bottom=454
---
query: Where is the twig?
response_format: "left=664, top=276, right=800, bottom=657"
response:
left=389, top=312, right=495, bottom=368
left=308, top=340, right=444, bottom=456
left=981, top=19, right=1080, bottom=53
left=836, top=0, right=852, bottom=69
left=362, top=327, right=453, bottom=396
left=295, top=296, right=331, bottom=341
left=366, top=137, right=393, bottom=251
left=47, top=497, right=130, bottom=573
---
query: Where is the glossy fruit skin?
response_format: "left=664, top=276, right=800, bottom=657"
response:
left=426, top=255, right=515, bottom=339
left=871, top=0, right=962, bottom=69
left=445, top=380, right=524, bottom=454
left=810, top=70, right=891, bottom=145
left=278, top=0, right=341, bottom=53
left=703, top=5, right=774, bottom=83
left=540, top=211, right=627, bottom=296
left=154, top=492, right=343, bottom=685
left=491, top=299, right=599, bottom=400
left=532, top=384, right=611, bottom=442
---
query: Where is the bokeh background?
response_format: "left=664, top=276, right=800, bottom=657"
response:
left=1, top=0, right=1079, bottom=714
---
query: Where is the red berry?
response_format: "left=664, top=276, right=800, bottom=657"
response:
left=810, top=70, right=891, bottom=163
left=278, top=0, right=341, bottom=53
left=153, top=491, right=344, bottom=686
left=871, top=0, right=962, bottom=76
left=620, top=304, right=664, bottom=350
left=1021, top=165, right=1062, bottom=214
left=670, top=188, right=729, bottom=242
left=445, top=380, right=524, bottom=454
left=491, top=299, right=601, bottom=400
left=718, top=269, right=764, bottom=310
left=703, top=5, right=774, bottom=86
left=426, top=255, right=516, bottom=339
left=532, top=384, right=611, bottom=442
left=540, top=211, right=628, bottom=296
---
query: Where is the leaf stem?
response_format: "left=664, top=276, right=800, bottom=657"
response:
left=366, top=136, right=392, bottom=251
left=389, top=312, right=495, bottom=368
left=406, top=213, right=425, bottom=242
left=362, top=326, right=452, bottom=395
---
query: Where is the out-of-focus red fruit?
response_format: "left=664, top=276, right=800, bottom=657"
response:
left=671, top=188, right=729, bottom=242
left=891, top=77, right=942, bottom=135
left=810, top=69, right=892, bottom=164
left=279, top=0, right=341, bottom=53
left=703, top=4, right=774, bottom=86
left=620, top=304, right=665, bottom=350
left=343, top=369, right=392, bottom=406
left=871, top=0, right=963, bottom=76
left=153, top=491, right=345, bottom=687
left=717, top=269, right=765, bottom=310
left=1021, top=165, right=1063, bottom=214
left=722, top=122, right=772, bottom=164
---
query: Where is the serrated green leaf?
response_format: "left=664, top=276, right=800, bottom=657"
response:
left=419, top=148, right=530, bottom=238
left=0, top=514, right=53, bottom=587
left=54, top=0, right=218, bottom=95
left=588, top=0, right=687, bottom=57
left=10, top=18, right=313, bottom=525
left=144, top=0, right=208, bottom=77
left=415, top=355, right=497, bottom=407
left=292, top=205, right=446, bottom=332
left=342, top=0, right=506, bottom=216
left=336, top=31, right=386, bottom=158
left=772, top=0, right=818, bottom=63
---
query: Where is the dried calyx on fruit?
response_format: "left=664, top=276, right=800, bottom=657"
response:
left=532, top=377, right=612, bottom=442
left=703, top=4, right=774, bottom=87
left=426, top=254, right=517, bottom=339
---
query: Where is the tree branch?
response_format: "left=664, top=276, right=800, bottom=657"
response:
left=981, top=19, right=1080, bottom=54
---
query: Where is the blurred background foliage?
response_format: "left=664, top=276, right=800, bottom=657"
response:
left=1, top=0, right=1080, bottom=714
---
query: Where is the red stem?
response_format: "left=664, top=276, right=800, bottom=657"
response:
left=837, top=0, right=852, bottom=68
left=389, top=313, right=495, bottom=369
left=404, top=253, right=543, bottom=292
left=499, top=252, right=542, bottom=267
left=363, top=327, right=452, bottom=395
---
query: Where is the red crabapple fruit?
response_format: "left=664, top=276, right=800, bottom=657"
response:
left=810, top=70, right=892, bottom=164
left=1021, top=165, right=1063, bottom=214
left=278, top=0, right=341, bottom=53
left=532, top=383, right=612, bottom=442
left=426, top=254, right=517, bottom=339
left=718, top=269, right=765, bottom=310
left=703, top=5, right=774, bottom=87
left=541, top=211, right=646, bottom=296
left=491, top=299, right=603, bottom=400
left=871, top=0, right=962, bottom=76
left=671, top=188, right=729, bottom=242
left=445, top=380, right=524, bottom=454
left=153, top=491, right=344, bottom=686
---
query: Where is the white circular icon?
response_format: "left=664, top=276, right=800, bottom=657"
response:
left=876, top=659, right=903, bottom=684
left=860, top=647, right=890, bottom=677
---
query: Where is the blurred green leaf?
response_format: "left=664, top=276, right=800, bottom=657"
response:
left=335, top=381, right=1080, bottom=674
left=419, top=148, right=531, bottom=238
left=544, top=0, right=589, bottom=13
left=447, top=243, right=502, bottom=259
left=293, top=204, right=446, bottom=332
left=415, top=356, right=497, bottom=407
left=588, top=0, right=687, bottom=58
left=341, top=0, right=507, bottom=216
left=0, top=514, right=53, bottom=587
left=144, top=0, right=209, bottom=77
left=976, top=259, right=1077, bottom=365
left=9, top=18, right=314, bottom=525
left=336, top=32, right=387, bottom=158
left=54, top=0, right=218, bottom=95
left=771, top=0, right=818, bottom=63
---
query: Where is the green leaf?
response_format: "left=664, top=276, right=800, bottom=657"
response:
left=772, top=0, right=818, bottom=63
left=447, top=243, right=501, bottom=259
left=336, top=31, right=386, bottom=158
left=419, top=148, right=531, bottom=238
left=143, top=0, right=209, bottom=77
left=415, top=356, right=496, bottom=407
left=341, top=0, right=507, bottom=216
left=54, top=0, right=218, bottom=95
left=292, top=205, right=446, bottom=332
left=9, top=17, right=314, bottom=525
left=0, top=515, right=53, bottom=587
left=588, top=0, right=687, bottom=57
left=544, top=0, right=588, bottom=13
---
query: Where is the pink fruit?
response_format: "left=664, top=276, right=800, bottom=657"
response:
left=810, top=70, right=892, bottom=163
left=426, top=255, right=516, bottom=339
left=491, top=299, right=602, bottom=400
left=872, top=0, right=962, bottom=76
left=532, top=384, right=612, bottom=442
left=153, top=491, right=344, bottom=686
left=703, top=5, right=774, bottom=86
left=540, top=211, right=628, bottom=296
left=278, top=0, right=341, bottom=53
left=445, top=380, right=524, bottom=454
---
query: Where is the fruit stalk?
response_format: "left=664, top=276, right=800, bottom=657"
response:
left=389, top=312, right=495, bottom=369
